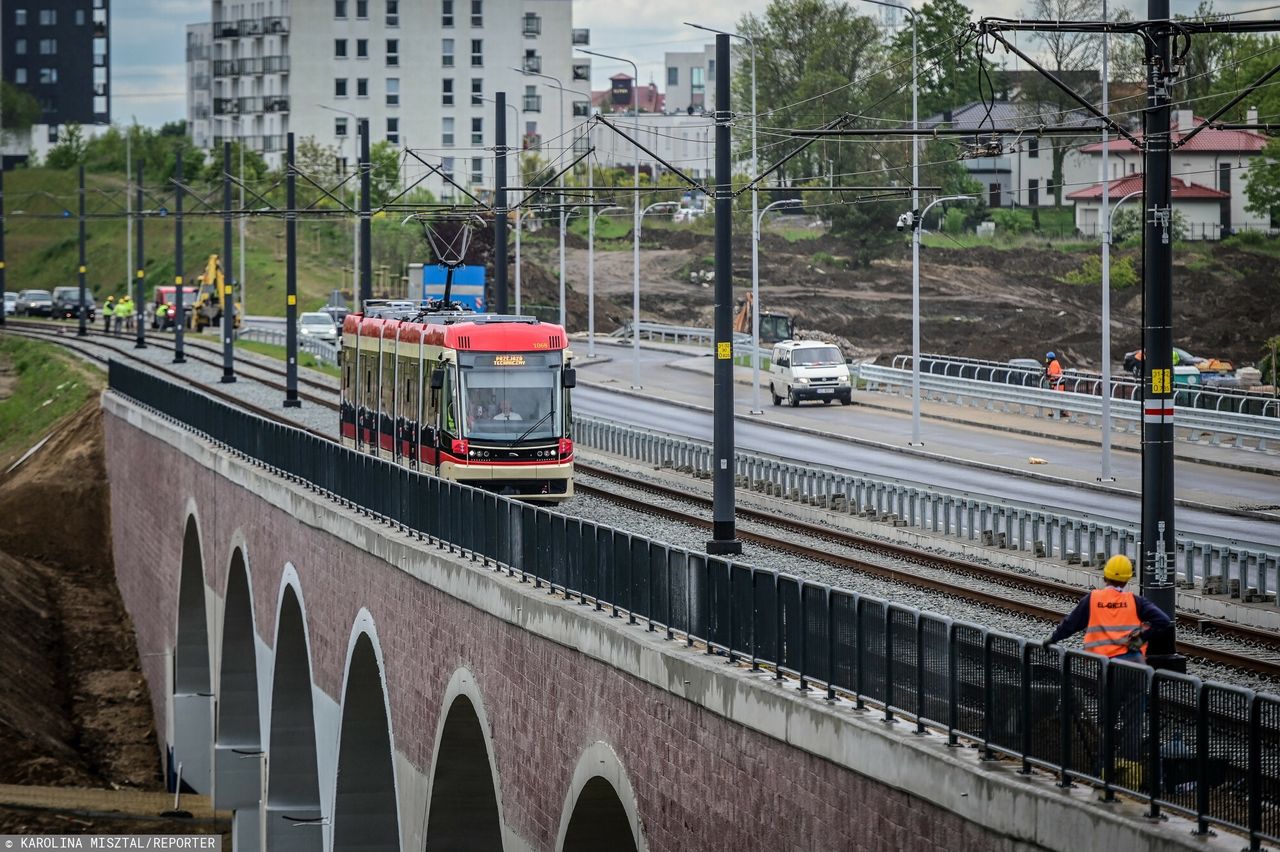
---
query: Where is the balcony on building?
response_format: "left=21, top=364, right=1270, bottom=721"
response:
left=572, top=62, right=590, bottom=81
left=262, top=55, right=290, bottom=74
left=214, top=19, right=240, bottom=38
left=213, top=97, right=237, bottom=115
left=572, top=28, right=590, bottom=46
left=522, top=13, right=541, bottom=36
left=264, top=96, right=290, bottom=113
left=523, top=55, right=542, bottom=74
left=523, top=94, right=542, bottom=112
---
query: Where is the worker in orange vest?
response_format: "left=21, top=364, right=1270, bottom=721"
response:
left=1043, top=555, right=1172, bottom=662
left=1045, top=350, right=1064, bottom=392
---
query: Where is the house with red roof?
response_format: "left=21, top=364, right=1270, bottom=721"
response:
left=1073, top=109, right=1271, bottom=238
left=1067, top=174, right=1230, bottom=241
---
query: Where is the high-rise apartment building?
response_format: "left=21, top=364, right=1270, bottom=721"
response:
left=1, top=0, right=110, bottom=166
left=188, top=0, right=588, bottom=198
left=187, top=23, right=213, bottom=152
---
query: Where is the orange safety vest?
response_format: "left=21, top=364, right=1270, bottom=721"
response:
left=1084, top=586, right=1145, bottom=657
left=1046, top=358, right=1064, bottom=391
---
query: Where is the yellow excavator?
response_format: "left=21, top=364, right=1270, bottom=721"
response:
left=733, top=292, right=794, bottom=345
left=189, top=254, right=243, bottom=331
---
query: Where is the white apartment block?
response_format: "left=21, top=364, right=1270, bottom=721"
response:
left=663, top=43, right=716, bottom=115
left=186, top=24, right=213, bottom=151
left=586, top=113, right=717, bottom=182
left=189, top=0, right=588, bottom=198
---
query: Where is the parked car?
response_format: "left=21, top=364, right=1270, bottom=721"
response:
left=52, top=286, right=97, bottom=321
left=298, top=311, right=339, bottom=342
left=319, top=304, right=350, bottom=326
left=3, top=292, right=16, bottom=316
left=1123, top=347, right=1202, bottom=378
left=769, top=339, right=853, bottom=406
left=16, top=289, right=54, bottom=317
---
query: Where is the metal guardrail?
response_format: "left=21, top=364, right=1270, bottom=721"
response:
left=610, top=321, right=770, bottom=361
left=898, top=353, right=1280, bottom=420
left=238, top=327, right=339, bottom=366
left=107, top=360, right=1280, bottom=849
left=572, top=415, right=1279, bottom=602
left=861, top=364, right=1280, bottom=453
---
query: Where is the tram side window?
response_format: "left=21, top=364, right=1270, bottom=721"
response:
left=425, top=361, right=442, bottom=425
left=442, top=364, right=458, bottom=434
left=341, top=357, right=354, bottom=410
left=364, top=364, right=376, bottom=414
left=402, top=357, right=418, bottom=422
left=381, top=350, right=395, bottom=422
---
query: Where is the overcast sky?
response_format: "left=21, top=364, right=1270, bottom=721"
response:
left=110, top=0, right=1266, bottom=128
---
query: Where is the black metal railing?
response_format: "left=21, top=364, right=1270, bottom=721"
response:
left=107, top=360, right=1280, bottom=850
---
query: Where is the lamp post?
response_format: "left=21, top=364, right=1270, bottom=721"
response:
left=904, top=194, right=973, bottom=445
left=1102, top=188, right=1143, bottom=480
left=750, top=199, right=802, bottom=413
left=578, top=47, right=641, bottom=388
left=317, top=103, right=361, bottom=304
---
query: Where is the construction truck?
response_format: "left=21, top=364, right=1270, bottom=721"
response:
left=733, top=292, right=794, bottom=345
left=188, top=254, right=243, bottom=331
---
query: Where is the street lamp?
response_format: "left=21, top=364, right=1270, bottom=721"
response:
left=749, top=198, right=802, bottom=413
left=317, top=103, right=361, bottom=304
left=903, top=194, right=973, bottom=446
left=577, top=47, right=642, bottom=388
left=1101, top=188, right=1143, bottom=481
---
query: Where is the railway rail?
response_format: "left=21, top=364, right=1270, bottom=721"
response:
left=8, top=320, right=1279, bottom=679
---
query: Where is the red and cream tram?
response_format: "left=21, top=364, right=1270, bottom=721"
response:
left=340, top=303, right=575, bottom=501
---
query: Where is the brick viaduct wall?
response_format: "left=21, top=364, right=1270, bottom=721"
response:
left=101, top=393, right=1230, bottom=852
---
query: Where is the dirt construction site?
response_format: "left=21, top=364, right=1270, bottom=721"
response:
left=516, top=225, right=1279, bottom=370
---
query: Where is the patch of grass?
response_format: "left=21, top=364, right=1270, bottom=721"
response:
left=235, top=339, right=340, bottom=378
left=1062, top=254, right=1138, bottom=288
left=770, top=225, right=824, bottom=243
left=1222, top=230, right=1280, bottom=257
left=568, top=213, right=632, bottom=241
left=0, top=335, right=103, bottom=462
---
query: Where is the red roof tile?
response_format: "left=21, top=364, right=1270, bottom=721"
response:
left=1067, top=173, right=1229, bottom=201
left=1079, top=115, right=1268, bottom=154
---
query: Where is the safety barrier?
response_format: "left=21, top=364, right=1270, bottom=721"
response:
left=239, top=326, right=339, bottom=366
left=860, top=363, right=1280, bottom=453
left=895, top=353, right=1280, bottom=420
left=108, top=359, right=1280, bottom=849
left=572, top=415, right=1279, bottom=604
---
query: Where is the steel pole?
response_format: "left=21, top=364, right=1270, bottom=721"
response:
left=221, top=141, right=236, bottom=383
left=1141, top=0, right=1181, bottom=669
left=174, top=148, right=186, bottom=363
left=1099, top=0, right=1114, bottom=482
left=495, top=92, right=509, bottom=314
left=0, top=168, right=5, bottom=329
left=708, top=33, right=741, bottom=556
left=515, top=211, right=522, bottom=313
left=588, top=208, right=595, bottom=358
left=239, top=138, right=246, bottom=313
left=359, top=119, right=372, bottom=308
left=750, top=38, right=762, bottom=414
left=126, top=134, right=132, bottom=303
left=77, top=165, right=87, bottom=337
left=134, top=160, right=146, bottom=349
left=285, top=133, right=300, bottom=407
left=909, top=11, right=921, bottom=446
left=557, top=86, right=566, bottom=329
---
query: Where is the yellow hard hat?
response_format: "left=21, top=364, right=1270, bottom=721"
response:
left=1104, top=554, right=1133, bottom=583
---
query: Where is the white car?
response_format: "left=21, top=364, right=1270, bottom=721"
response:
left=3, top=292, right=16, bottom=316
left=298, top=311, right=338, bottom=342
left=769, top=339, right=853, bottom=407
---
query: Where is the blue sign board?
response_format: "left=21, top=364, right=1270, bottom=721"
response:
left=423, top=264, right=486, bottom=311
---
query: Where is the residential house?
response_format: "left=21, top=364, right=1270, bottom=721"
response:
left=1067, top=174, right=1229, bottom=241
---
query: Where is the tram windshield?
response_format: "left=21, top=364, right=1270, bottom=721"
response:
left=458, top=352, right=563, bottom=442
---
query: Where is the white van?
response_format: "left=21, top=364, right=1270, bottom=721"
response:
left=769, top=340, right=852, bottom=406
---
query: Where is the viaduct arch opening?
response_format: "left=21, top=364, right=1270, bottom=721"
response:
left=173, top=514, right=212, bottom=793
left=265, top=584, right=323, bottom=852
left=562, top=777, right=639, bottom=852
left=214, top=549, right=263, bottom=844
left=425, top=695, right=504, bottom=851
left=332, top=632, right=400, bottom=852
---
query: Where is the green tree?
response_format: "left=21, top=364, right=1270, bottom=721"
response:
left=0, top=82, right=41, bottom=138
left=1244, top=136, right=1280, bottom=223
left=45, top=123, right=87, bottom=168
left=369, top=140, right=401, bottom=206
left=890, top=0, right=982, bottom=118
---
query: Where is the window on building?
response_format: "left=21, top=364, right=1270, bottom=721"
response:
left=522, top=12, right=540, bottom=36
left=667, top=67, right=678, bottom=86
left=15, top=38, right=26, bottom=54
left=1219, top=163, right=1231, bottom=194
left=442, top=117, right=455, bottom=146
left=1045, top=178, right=1055, bottom=202
left=471, top=116, right=483, bottom=145
left=988, top=182, right=1001, bottom=208
left=442, top=38, right=455, bottom=67
left=471, top=157, right=483, bottom=185
left=470, top=78, right=482, bottom=106
left=39, top=9, right=56, bottom=24
left=356, top=77, right=368, bottom=97
left=1027, top=138, right=1039, bottom=158
left=471, top=39, right=483, bottom=66
left=708, top=59, right=715, bottom=77
left=471, top=0, right=483, bottom=27
left=335, top=38, right=347, bottom=58
left=386, top=77, right=400, bottom=106
left=356, top=39, right=368, bottom=58
left=335, top=77, right=348, bottom=97
left=572, top=99, right=589, bottom=118
left=442, top=157, right=455, bottom=180
left=691, top=67, right=704, bottom=95
left=442, top=78, right=454, bottom=105
left=387, top=117, right=399, bottom=144
left=1028, top=179, right=1039, bottom=207
left=14, top=68, right=28, bottom=84
left=442, top=0, right=454, bottom=26
left=75, top=9, right=85, bottom=24
left=386, top=0, right=399, bottom=26
left=334, top=0, right=347, bottom=17
left=39, top=67, right=57, bottom=83
left=335, top=117, right=348, bottom=136
left=39, top=38, right=56, bottom=54
left=356, top=0, right=368, bottom=18
left=14, top=9, right=28, bottom=25
left=386, top=39, right=399, bottom=66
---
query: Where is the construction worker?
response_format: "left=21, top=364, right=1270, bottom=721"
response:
left=112, top=296, right=125, bottom=335
left=1043, top=555, right=1172, bottom=663
left=120, top=295, right=134, bottom=333
left=1044, top=351, right=1065, bottom=392
left=102, top=296, right=115, bottom=333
